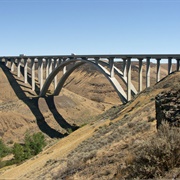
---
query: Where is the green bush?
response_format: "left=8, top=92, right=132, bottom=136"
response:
left=0, top=132, right=46, bottom=167
left=25, top=132, right=46, bottom=156
left=13, top=132, right=46, bottom=163
left=13, top=143, right=26, bottom=163
left=0, top=139, right=11, bottom=158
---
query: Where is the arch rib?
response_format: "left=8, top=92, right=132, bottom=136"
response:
left=40, top=59, right=130, bottom=103
left=98, top=60, right=137, bottom=95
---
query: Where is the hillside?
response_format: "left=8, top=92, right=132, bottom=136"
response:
left=0, top=64, right=179, bottom=179
left=0, top=62, right=113, bottom=143
left=0, top=61, right=172, bottom=143
left=0, top=62, right=174, bottom=142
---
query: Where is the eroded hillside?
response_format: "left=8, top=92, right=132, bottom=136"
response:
left=1, top=61, right=171, bottom=142
left=0, top=64, right=179, bottom=179
left=0, top=62, right=113, bottom=143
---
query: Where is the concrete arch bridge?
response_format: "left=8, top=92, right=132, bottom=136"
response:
left=1, top=54, right=180, bottom=104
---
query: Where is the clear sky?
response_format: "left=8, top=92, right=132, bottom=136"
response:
left=0, top=0, right=180, bottom=56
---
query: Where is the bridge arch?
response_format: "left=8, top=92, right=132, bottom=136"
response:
left=39, top=58, right=134, bottom=103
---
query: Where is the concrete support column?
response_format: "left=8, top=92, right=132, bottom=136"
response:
left=5, top=58, right=8, bottom=67
left=95, top=58, right=99, bottom=64
left=127, top=58, right=131, bottom=101
left=49, top=59, right=53, bottom=75
left=156, top=59, right=161, bottom=83
left=0, top=58, right=4, bottom=63
left=58, top=59, right=62, bottom=66
left=11, top=58, right=15, bottom=72
left=138, top=58, right=143, bottom=92
left=38, top=59, right=43, bottom=90
left=123, top=58, right=127, bottom=77
left=63, top=59, right=66, bottom=74
left=56, top=59, right=60, bottom=67
left=177, top=59, right=180, bottom=71
left=24, top=58, right=28, bottom=83
left=38, top=59, right=41, bottom=83
left=146, top=57, right=151, bottom=88
left=53, top=59, right=58, bottom=89
left=109, top=58, right=114, bottom=78
left=17, top=58, right=21, bottom=78
left=31, top=59, right=35, bottom=91
left=45, top=59, right=49, bottom=78
left=168, top=58, right=172, bottom=75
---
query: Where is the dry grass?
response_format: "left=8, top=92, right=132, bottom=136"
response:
left=119, top=122, right=180, bottom=179
left=53, top=72, right=180, bottom=180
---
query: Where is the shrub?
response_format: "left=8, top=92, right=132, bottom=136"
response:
left=25, top=132, right=46, bottom=155
left=13, top=143, right=26, bottom=163
left=124, top=122, right=180, bottom=179
left=13, top=132, right=46, bottom=163
left=0, top=139, right=11, bottom=158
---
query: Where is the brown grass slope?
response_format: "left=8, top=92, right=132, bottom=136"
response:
left=0, top=71, right=179, bottom=179
left=0, top=61, right=171, bottom=142
left=0, top=63, right=112, bottom=143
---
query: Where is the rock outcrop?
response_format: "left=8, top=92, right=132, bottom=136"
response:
left=155, top=90, right=180, bottom=128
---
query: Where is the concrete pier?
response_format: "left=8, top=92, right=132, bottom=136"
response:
left=38, top=59, right=44, bottom=90
left=127, top=58, right=131, bottom=101
left=168, top=58, right=172, bottom=75
left=24, top=58, right=28, bottom=83
left=45, top=59, right=49, bottom=79
left=109, top=58, right=114, bottom=78
left=49, top=59, right=52, bottom=75
left=5, top=58, right=8, bottom=67
left=123, top=59, right=127, bottom=77
left=53, top=59, right=58, bottom=89
left=31, top=59, right=35, bottom=91
left=156, top=59, right=161, bottom=82
left=138, top=58, right=143, bottom=92
left=17, top=58, right=21, bottom=78
left=177, top=59, right=180, bottom=71
left=95, top=58, right=99, bottom=64
left=11, top=58, right=15, bottom=72
left=63, top=59, right=67, bottom=74
left=146, top=58, right=150, bottom=88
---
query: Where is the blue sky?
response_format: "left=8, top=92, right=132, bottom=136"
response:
left=0, top=0, right=180, bottom=56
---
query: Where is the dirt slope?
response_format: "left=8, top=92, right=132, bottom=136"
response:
left=0, top=63, right=111, bottom=143
left=1, top=61, right=172, bottom=143
left=1, top=70, right=179, bottom=179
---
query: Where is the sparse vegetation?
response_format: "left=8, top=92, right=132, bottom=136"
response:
left=13, top=132, right=46, bottom=163
left=0, top=139, right=11, bottom=158
left=119, top=122, right=180, bottom=179
left=0, top=132, right=46, bottom=167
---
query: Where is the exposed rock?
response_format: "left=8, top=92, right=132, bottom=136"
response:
left=155, top=90, right=180, bottom=128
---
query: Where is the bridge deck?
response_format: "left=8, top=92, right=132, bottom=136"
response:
left=1, top=54, right=180, bottom=60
